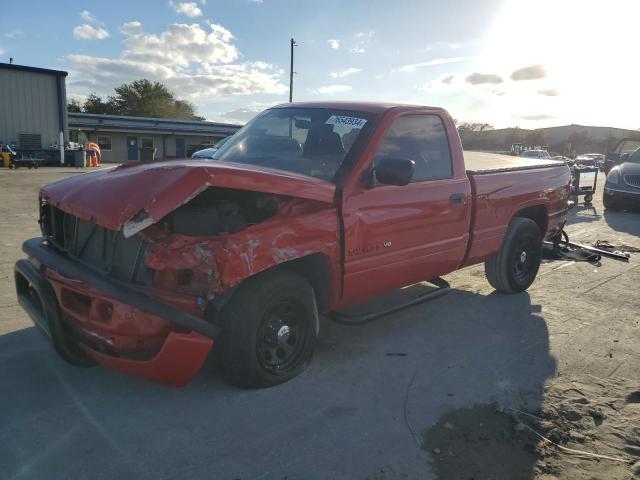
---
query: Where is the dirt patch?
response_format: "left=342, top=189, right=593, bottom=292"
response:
left=423, top=404, right=540, bottom=480
left=423, top=376, right=640, bottom=479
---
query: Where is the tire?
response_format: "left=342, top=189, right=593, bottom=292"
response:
left=584, top=193, right=593, bottom=204
left=217, top=269, right=319, bottom=388
left=484, top=217, right=542, bottom=293
left=603, top=194, right=618, bottom=210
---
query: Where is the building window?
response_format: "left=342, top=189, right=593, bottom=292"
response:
left=141, top=137, right=154, bottom=148
left=97, top=135, right=112, bottom=151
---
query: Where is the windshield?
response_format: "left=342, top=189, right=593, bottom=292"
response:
left=213, top=107, right=374, bottom=181
left=628, top=148, right=640, bottom=163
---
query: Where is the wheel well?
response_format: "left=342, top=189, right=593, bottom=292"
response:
left=514, top=205, right=547, bottom=236
left=280, top=253, right=334, bottom=312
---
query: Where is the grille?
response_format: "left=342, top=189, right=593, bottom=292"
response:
left=624, top=175, right=640, bottom=188
left=42, top=205, right=153, bottom=286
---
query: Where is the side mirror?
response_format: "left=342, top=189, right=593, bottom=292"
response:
left=374, top=157, right=415, bottom=186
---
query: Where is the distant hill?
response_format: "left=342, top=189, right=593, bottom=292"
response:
left=460, top=124, right=640, bottom=156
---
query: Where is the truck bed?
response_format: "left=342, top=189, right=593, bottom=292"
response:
left=465, top=151, right=564, bottom=174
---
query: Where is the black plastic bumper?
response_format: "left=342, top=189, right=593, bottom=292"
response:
left=18, top=237, right=220, bottom=339
left=604, top=187, right=640, bottom=206
left=14, top=258, right=94, bottom=365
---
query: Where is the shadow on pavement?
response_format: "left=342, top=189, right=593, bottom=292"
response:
left=566, top=203, right=601, bottom=224
left=0, top=286, right=555, bottom=480
left=603, top=208, right=640, bottom=236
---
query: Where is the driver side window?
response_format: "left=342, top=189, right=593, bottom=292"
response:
left=374, top=114, right=453, bottom=182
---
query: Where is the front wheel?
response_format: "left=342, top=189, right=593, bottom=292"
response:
left=584, top=193, right=593, bottom=204
left=217, top=269, right=319, bottom=388
left=484, top=217, right=542, bottom=293
left=603, top=193, right=618, bottom=210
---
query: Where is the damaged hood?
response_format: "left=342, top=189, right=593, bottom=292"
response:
left=41, top=160, right=336, bottom=233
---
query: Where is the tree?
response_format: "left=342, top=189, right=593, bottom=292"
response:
left=67, top=99, right=83, bottom=113
left=67, top=80, right=204, bottom=120
left=82, top=93, right=115, bottom=114
left=109, top=79, right=204, bottom=120
left=457, top=122, right=495, bottom=132
left=525, top=129, right=545, bottom=147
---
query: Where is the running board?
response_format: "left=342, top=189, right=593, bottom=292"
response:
left=328, top=278, right=450, bottom=326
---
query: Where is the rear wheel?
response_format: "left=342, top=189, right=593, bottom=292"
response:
left=584, top=193, right=593, bottom=204
left=484, top=217, right=542, bottom=293
left=218, top=269, right=319, bottom=388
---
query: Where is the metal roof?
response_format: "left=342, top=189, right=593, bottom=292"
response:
left=68, top=112, right=242, bottom=136
left=0, top=62, right=68, bottom=77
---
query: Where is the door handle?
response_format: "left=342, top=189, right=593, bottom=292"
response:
left=449, top=193, right=465, bottom=204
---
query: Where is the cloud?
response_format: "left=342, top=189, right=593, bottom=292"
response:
left=315, top=84, right=352, bottom=94
left=465, top=72, right=503, bottom=85
left=537, top=88, right=559, bottom=96
left=220, top=103, right=274, bottom=123
left=121, top=21, right=143, bottom=35
left=355, top=31, right=375, bottom=39
left=3, top=30, right=22, bottom=39
left=0, top=47, right=4, bottom=56
left=248, top=0, right=264, bottom=3
left=327, top=39, right=340, bottom=50
left=329, top=67, right=361, bottom=78
left=65, top=21, right=287, bottom=100
left=122, top=22, right=238, bottom=66
left=170, top=1, right=203, bottom=17
left=510, top=64, right=546, bottom=81
left=394, top=56, right=471, bottom=73
left=73, top=24, right=110, bottom=40
left=79, top=10, right=99, bottom=23
left=514, top=114, right=556, bottom=121
left=441, top=74, right=455, bottom=84
left=349, top=31, right=373, bottom=54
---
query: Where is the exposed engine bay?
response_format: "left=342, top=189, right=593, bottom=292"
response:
left=162, top=187, right=282, bottom=237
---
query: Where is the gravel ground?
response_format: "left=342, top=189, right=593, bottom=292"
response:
left=0, top=166, right=638, bottom=480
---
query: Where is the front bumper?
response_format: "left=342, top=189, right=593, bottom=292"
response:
left=14, top=238, right=218, bottom=386
left=604, top=185, right=640, bottom=206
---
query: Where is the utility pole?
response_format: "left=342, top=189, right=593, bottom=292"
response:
left=289, top=38, right=297, bottom=102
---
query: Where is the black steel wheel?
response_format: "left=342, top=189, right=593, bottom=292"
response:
left=510, top=235, right=537, bottom=285
left=256, top=299, right=309, bottom=373
left=485, top=217, right=542, bottom=293
left=218, top=269, right=319, bottom=388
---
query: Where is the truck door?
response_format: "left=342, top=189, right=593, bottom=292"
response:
left=341, top=113, right=471, bottom=303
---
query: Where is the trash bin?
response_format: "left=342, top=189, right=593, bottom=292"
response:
left=1, top=151, right=11, bottom=168
left=73, top=150, right=87, bottom=168
left=139, top=147, right=156, bottom=162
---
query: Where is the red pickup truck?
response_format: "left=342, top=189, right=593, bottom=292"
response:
left=15, top=102, right=571, bottom=387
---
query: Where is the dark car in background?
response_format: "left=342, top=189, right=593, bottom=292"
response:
left=603, top=138, right=640, bottom=174
left=603, top=147, right=640, bottom=210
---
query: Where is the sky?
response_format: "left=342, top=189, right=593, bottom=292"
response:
left=1, top=0, right=638, bottom=129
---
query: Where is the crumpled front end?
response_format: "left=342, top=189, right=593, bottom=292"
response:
left=17, top=178, right=338, bottom=386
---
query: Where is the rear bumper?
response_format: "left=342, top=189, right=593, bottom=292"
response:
left=14, top=238, right=217, bottom=386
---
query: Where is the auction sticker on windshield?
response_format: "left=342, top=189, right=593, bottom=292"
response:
left=325, top=115, right=367, bottom=129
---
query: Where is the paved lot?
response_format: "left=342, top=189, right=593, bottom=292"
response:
left=1, top=167, right=639, bottom=479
